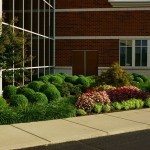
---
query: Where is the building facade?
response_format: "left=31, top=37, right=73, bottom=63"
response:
left=55, top=0, right=150, bottom=76
left=0, top=0, right=150, bottom=90
left=1, top=0, right=55, bottom=86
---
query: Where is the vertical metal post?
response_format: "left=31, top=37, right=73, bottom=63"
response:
left=23, top=0, right=25, bottom=85
left=31, top=0, right=33, bottom=81
left=44, top=1, right=46, bottom=75
left=12, top=0, right=15, bottom=85
left=38, top=0, right=40, bottom=78
left=53, top=0, right=56, bottom=74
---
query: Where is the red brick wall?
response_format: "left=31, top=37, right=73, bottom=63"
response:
left=56, top=11, right=150, bottom=36
left=56, top=40, right=119, bottom=67
left=56, top=0, right=112, bottom=9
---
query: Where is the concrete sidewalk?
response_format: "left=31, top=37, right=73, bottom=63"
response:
left=0, top=109, right=149, bottom=150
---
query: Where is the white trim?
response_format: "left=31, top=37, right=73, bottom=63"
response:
left=132, top=40, right=135, bottom=67
left=148, top=40, right=150, bottom=66
left=2, top=22, right=53, bottom=40
left=56, top=36, right=150, bottom=40
left=56, top=8, right=150, bottom=13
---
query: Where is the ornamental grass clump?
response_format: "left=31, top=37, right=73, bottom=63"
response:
left=107, top=86, right=149, bottom=102
left=76, top=91, right=110, bottom=111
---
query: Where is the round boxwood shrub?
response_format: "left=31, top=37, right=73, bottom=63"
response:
left=17, top=87, right=35, bottom=103
left=0, top=96, right=7, bottom=108
left=28, top=81, right=44, bottom=92
left=38, top=75, right=51, bottom=83
left=76, top=76, right=90, bottom=88
left=3, top=85, right=17, bottom=99
left=10, top=94, right=28, bottom=107
left=56, top=82, right=74, bottom=97
left=40, top=83, right=52, bottom=92
left=42, top=84, right=61, bottom=101
left=70, top=85, right=82, bottom=96
left=33, top=92, right=48, bottom=105
left=49, top=75, right=64, bottom=85
left=65, top=75, right=78, bottom=84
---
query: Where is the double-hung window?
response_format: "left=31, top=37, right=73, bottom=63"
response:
left=120, top=40, right=149, bottom=67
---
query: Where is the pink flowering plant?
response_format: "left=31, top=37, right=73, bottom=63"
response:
left=76, top=91, right=110, bottom=111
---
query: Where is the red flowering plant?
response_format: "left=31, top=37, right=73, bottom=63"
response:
left=76, top=91, right=110, bottom=112
left=107, top=86, right=149, bottom=102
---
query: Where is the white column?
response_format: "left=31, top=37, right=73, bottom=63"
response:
left=0, top=69, right=2, bottom=96
left=148, top=40, right=150, bottom=67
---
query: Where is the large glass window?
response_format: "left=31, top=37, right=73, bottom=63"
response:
left=2, top=0, right=55, bottom=86
left=120, top=40, right=148, bottom=67
left=120, top=40, right=132, bottom=66
left=135, top=40, right=147, bottom=66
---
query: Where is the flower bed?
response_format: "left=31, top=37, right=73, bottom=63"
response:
left=0, top=65, right=150, bottom=125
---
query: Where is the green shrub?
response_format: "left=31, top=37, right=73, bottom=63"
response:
left=112, top=102, right=122, bottom=110
left=76, top=109, right=87, bottom=116
left=42, top=84, right=61, bottom=101
left=132, top=73, right=148, bottom=83
left=28, top=81, right=44, bottom=92
left=40, top=83, right=52, bottom=92
left=46, top=99, right=76, bottom=119
left=102, top=104, right=111, bottom=113
left=0, top=107, right=18, bottom=125
left=55, top=73, right=66, bottom=80
left=145, top=98, right=150, bottom=108
left=33, top=92, right=48, bottom=105
left=38, top=75, right=51, bottom=83
left=93, top=103, right=103, bottom=113
left=70, top=85, right=82, bottom=96
left=76, top=76, right=90, bottom=88
left=56, top=82, right=73, bottom=97
left=49, top=75, right=64, bottom=85
left=138, top=81, right=150, bottom=92
left=97, top=63, right=132, bottom=87
left=16, top=104, right=47, bottom=123
left=10, top=94, right=28, bottom=108
left=17, top=87, right=35, bottom=103
left=121, top=101, right=130, bottom=110
left=3, top=85, right=17, bottom=99
left=0, top=96, right=7, bottom=108
left=65, top=75, right=78, bottom=84
left=86, top=76, right=96, bottom=86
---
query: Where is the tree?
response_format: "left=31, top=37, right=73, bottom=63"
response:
left=0, top=20, right=31, bottom=86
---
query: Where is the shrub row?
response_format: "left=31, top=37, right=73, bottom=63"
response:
left=76, top=86, right=150, bottom=111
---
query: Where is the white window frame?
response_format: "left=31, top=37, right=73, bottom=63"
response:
left=119, top=39, right=150, bottom=67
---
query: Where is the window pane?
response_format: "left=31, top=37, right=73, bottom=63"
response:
left=127, top=40, right=132, bottom=47
left=142, top=40, right=147, bottom=47
left=126, top=47, right=132, bottom=66
left=135, top=40, right=141, bottom=46
left=142, top=47, right=147, bottom=66
left=120, top=47, right=126, bottom=66
left=120, top=40, right=126, bottom=46
left=135, top=47, right=141, bottom=66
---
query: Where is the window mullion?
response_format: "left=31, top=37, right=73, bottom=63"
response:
left=132, top=40, right=135, bottom=67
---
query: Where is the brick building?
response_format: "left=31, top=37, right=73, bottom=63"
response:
left=0, top=0, right=150, bottom=91
left=55, top=0, right=150, bottom=76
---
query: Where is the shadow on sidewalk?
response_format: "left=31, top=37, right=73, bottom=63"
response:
left=21, top=129, right=150, bottom=150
